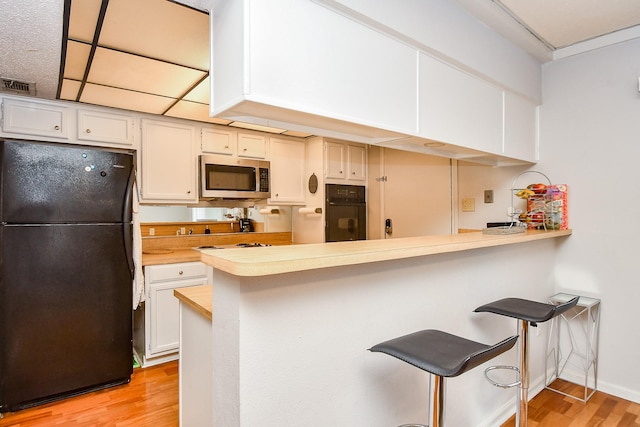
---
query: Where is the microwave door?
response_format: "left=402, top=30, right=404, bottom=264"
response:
left=206, top=164, right=256, bottom=192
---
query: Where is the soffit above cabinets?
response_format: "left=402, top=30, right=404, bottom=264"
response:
left=58, top=0, right=312, bottom=137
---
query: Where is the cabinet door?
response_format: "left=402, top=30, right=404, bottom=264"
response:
left=503, top=92, right=538, bottom=163
left=418, top=53, right=503, bottom=155
left=1, top=97, right=68, bottom=139
left=201, top=127, right=236, bottom=155
left=77, top=109, right=135, bottom=145
left=148, top=277, right=208, bottom=356
left=269, top=138, right=305, bottom=204
left=325, top=142, right=345, bottom=179
left=234, top=0, right=418, bottom=134
left=347, top=145, right=366, bottom=181
left=141, top=119, right=197, bottom=203
left=237, top=132, right=267, bottom=159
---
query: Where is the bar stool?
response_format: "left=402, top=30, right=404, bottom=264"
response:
left=474, top=297, right=579, bottom=427
left=369, top=329, right=518, bottom=427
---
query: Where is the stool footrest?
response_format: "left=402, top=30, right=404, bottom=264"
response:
left=485, top=365, right=521, bottom=389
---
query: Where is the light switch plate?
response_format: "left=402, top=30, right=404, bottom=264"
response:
left=461, top=198, right=475, bottom=212
left=484, top=190, right=494, bottom=204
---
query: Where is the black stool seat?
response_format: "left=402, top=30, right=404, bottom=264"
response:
left=474, top=297, right=579, bottom=325
left=369, top=330, right=518, bottom=377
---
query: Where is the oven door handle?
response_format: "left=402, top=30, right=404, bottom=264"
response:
left=327, top=202, right=366, bottom=207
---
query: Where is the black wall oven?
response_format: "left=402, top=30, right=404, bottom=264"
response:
left=325, top=184, right=366, bottom=242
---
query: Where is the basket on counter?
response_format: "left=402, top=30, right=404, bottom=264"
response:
left=509, top=171, right=568, bottom=231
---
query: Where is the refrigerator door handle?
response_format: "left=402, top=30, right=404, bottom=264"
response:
left=123, top=223, right=134, bottom=279
left=123, top=167, right=135, bottom=223
left=123, top=167, right=135, bottom=279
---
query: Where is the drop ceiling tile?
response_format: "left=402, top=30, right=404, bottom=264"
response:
left=165, top=100, right=232, bottom=125
left=59, top=79, right=82, bottom=101
left=87, top=47, right=206, bottom=98
left=99, top=0, right=209, bottom=70
left=63, top=41, right=91, bottom=80
left=80, top=83, right=175, bottom=114
left=68, top=0, right=103, bottom=43
left=498, top=0, right=640, bottom=48
left=183, top=76, right=210, bottom=104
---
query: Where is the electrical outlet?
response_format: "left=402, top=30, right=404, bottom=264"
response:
left=461, top=198, right=475, bottom=212
left=484, top=190, right=494, bottom=204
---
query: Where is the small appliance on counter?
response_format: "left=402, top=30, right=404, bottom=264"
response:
left=239, top=218, right=254, bottom=232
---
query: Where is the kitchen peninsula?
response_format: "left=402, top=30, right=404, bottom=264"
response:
left=186, top=229, right=571, bottom=426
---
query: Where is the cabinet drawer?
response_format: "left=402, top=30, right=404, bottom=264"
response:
left=146, top=262, right=207, bottom=283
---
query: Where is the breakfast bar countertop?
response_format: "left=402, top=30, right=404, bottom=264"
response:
left=174, top=285, right=212, bottom=320
left=199, top=229, right=572, bottom=277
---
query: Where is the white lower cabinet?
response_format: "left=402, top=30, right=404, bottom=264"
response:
left=133, top=262, right=210, bottom=367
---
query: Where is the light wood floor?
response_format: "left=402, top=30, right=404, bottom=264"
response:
left=0, top=361, right=178, bottom=427
left=1, top=363, right=639, bottom=426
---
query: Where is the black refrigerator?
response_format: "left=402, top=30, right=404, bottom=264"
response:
left=0, top=139, right=135, bottom=412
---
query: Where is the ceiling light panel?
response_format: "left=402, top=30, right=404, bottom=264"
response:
left=68, top=0, right=103, bottom=43
left=59, top=79, right=82, bottom=101
left=183, top=76, right=210, bottom=104
left=62, top=41, right=91, bottom=80
left=98, top=0, right=209, bottom=70
left=165, top=100, right=233, bottom=124
left=80, top=83, right=176, bottom=114
left=87, top=47, right=206, bottom=98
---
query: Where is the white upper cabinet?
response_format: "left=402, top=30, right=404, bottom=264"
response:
left=237, top=132, right=267, bottom=159
left=503, top=92, right=538, bottom=163
left=418, top=53, right=503, bottom=156
left=140, top=119, right=197, bottom=203
left=211, top=0, right=418, bottom=136
left=325, top=141, right=346, bottom=180
left=1, top=97, right=69, bottom=139
left=269, top=137, right=305, bottom=204
left=347, top=144, right=366, bottom=181
left=201, top=127, right=236, bottom=156
left=325, top=140, right=366, bottom=183
left=77, top=109, right=135, bottom=146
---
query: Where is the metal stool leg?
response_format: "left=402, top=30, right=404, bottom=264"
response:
left=432, top=375, right=445, bottom=427
left=517, top=319, right=529, bottom=427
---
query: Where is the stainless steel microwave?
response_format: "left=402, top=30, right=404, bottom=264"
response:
left=199, top=155, right=270, bottom=200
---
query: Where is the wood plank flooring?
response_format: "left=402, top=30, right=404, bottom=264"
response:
left=1, top=363, right=639, bottom=426
left=501, top=379, right=640, bottom=427
left=0, top=361, right=178, bottom=427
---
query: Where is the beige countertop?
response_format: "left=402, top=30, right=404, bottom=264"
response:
left=142, top=248, right=201, bottom=266
left=200, top=229, right=572, bottom=277
left=174, top=285, right=212, bottom=320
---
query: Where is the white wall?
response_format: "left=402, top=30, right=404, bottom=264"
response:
left=539, top=37, right=640, bottom=402
left=458, top=37, right=640, bottom=403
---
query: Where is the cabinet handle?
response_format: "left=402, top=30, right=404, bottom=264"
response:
left=178, top=270, right=184, bottom=275
left=352, top=171, right=356, bottom=175
left=243, top=148, right=248, bottom=152
left=54, top=125, right=60, bottom=130
left=340, top=171, right=343, bottom=174
left=187, top=190, right=191, bottom=194
left=224, top=145, right=229, bottom=149
left=85, top=128, right=91, bottom=134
